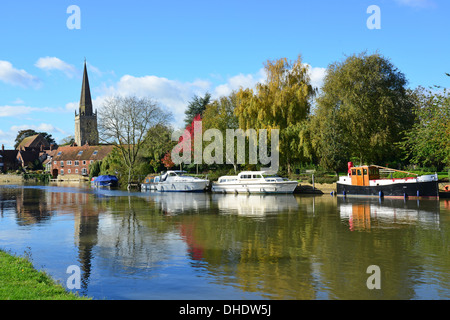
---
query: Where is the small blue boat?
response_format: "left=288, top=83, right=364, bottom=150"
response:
left=93, top=175, right=119, bottom=188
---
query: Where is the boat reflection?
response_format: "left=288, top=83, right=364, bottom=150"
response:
left=213, top=193, right=299, bottom=216
left=338, top=197, right=440, bottom=231
left=148, top=191, right=211, bottom=215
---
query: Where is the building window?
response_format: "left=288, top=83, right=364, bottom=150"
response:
left=93, top=150, right=98, bottom=156
left=75, top=169, right=79, bottom=174
left=54, top=161, right=57, bottom=165
left=57, top=151, right=62, bottom=156
left=60, top=169, right=64, bottom=175
left=68, top=169, right=71, bottom=174
left=82, top=160, right=86, bottom=165
left=75, top=160, right=79, bottom=166
left=67, top=160, right=72, bottom=165
left=77, top=151, right=83, bottom=156
left=60, top=161, right=64, bottom=167
left=82, top=168, right=87, bottom=175
left=90, top=160, right=94, bottom=164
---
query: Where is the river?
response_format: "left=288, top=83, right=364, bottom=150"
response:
left=0, top=183, right=449, bottom=300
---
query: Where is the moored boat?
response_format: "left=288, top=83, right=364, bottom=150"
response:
left=151, top=170, right=209, bottom=192
left=336, top=163, right=439, bottom=198
left=211, top=171, right=298, bottom=194
left=92, top=175, right=119, bottom=188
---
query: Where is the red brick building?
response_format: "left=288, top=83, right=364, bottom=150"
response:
left=51, top=144, right=114, bottom=178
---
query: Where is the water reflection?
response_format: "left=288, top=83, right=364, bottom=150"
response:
left=339, top=197, right=441, bottom=231
left=1, top=185, right=449, bottom=300
left=149, top=192, right=211, bottom=215
left=213, top=194, right=299, bottom=216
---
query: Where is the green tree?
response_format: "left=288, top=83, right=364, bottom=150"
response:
left=88, top=160, right=102, bottom=179
left=234, top=55, right=316, bottom=174
left=141, top=124, right=175, bottom=163
left=184, top=92, right=211, bottom=127
left=311, top=52, right=415, bottom=166
left=399, top=85, right=450, bottom=169
left=310, top=107, right=348, bottom=172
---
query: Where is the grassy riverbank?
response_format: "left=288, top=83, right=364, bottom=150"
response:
left=0, top=250, right=90, bottom=300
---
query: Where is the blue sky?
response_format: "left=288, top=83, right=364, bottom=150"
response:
left=1, top=0, right=449, bottom=148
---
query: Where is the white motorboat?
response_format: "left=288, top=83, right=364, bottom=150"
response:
left=211, top=171, right=298, bottom=194
left=152, top=170, right=209, bottom=192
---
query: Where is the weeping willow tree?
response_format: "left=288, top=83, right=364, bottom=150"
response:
left=234, top=55, right=316, bottom=174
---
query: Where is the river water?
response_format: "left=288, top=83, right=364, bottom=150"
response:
left=0, top=183, right=449, bottom=300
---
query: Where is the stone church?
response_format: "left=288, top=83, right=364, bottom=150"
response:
left=74, top=61, right=99, bottom=146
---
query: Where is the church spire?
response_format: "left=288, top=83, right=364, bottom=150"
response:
left=79, top=60, right=93, bottom=116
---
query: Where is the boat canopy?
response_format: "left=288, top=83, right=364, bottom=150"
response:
left=95, top=175, right=118, bottom=182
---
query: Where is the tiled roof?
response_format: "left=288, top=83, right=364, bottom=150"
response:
left=17, top=134, right=49, bottom=150
left=53, top=144, right=114, bottom=161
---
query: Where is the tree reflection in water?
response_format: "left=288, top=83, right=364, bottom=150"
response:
left=0, top=184, right=448, bottom=300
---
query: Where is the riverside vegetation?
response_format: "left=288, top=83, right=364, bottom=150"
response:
left=88, top=52, right=449, bottom=187
left=8, top=52, right=448, bottom=187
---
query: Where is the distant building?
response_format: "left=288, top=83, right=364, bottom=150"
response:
left=14, top=133, right=56, bottom=169
left=0, top=134, right=56, bottom=173
left=51, top=144, right=114, bottom=178
left=16, top=133, right=50, bottom=152
left=0, top=145, right=19, bottom=173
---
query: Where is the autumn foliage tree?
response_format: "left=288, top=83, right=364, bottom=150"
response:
left=162, top=151, right=174, bottom=169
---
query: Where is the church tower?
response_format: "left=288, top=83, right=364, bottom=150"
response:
left=75, top=61, right=99, bottom=146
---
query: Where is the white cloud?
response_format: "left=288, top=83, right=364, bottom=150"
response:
left=0, top=61, right=42, bottom=88
left=97, top=74, right=212, bottom=128
left=0, top=123, right=68, bottom=149
left=12, top=98, right=25, bottom=105
left=213, top=68, right=266, bottom=98
left=10, top=123, right=68, bottom=135
left=0, top=105, right=62, bottom=118
left=0, top=105, right=38, bottom=117
left=304, top=64, right=327, bottom=91
left=35, top=57, right=78, bottom=78
left=65, top=101, right=78, bottom=112
left=86, top=63, right=114, bottom=78
left=69, top=64, right=324, bottom=131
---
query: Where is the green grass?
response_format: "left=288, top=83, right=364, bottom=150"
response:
left=0, top=250, right=91, bottom=300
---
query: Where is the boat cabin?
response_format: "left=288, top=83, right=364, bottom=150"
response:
left=238, top=171, right=265, bottom=180
left=349, top=165, right=380, bottom=186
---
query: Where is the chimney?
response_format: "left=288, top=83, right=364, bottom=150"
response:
left=1, top=144, right=4, bottom=151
